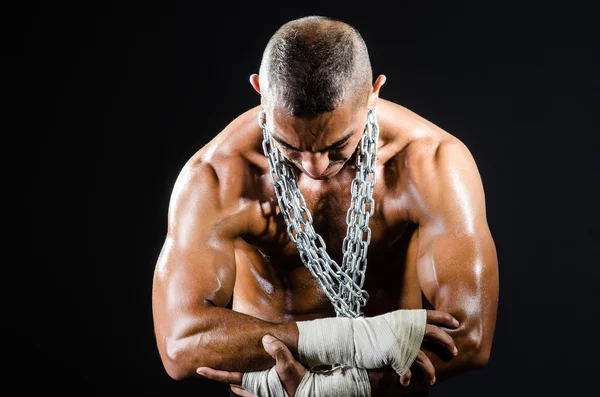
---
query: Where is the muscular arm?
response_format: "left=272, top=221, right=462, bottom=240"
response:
left=390, top=139, right=499, bottom=394
left=152, top=158, right=298, bottom=380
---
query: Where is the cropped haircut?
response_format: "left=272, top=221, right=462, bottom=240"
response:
left=259, top=16, right=373, bottom=117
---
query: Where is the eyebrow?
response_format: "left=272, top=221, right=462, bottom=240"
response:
left=272, top=130, right=354, bottom=153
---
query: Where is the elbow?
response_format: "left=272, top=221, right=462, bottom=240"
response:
left=161, top=335, right=205, bottom=381
left=162, top=337, right=191, bottom=380
left=164, top=364, right=187, bottom=381
left=460, top=328, right=492, bottom=370
left=469, top=344, right=491, bottom=370
left=163, top=362, right=188, bottom=381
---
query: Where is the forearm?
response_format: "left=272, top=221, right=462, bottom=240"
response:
left=159, top=306, right=298, bottom=379
left=236, top=308, right=428, bottom=397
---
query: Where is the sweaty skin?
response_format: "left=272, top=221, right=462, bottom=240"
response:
left=152, top=92, right=499, bottom=395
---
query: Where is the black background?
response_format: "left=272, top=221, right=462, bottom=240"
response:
left=5, top=0, right=599, bottom=396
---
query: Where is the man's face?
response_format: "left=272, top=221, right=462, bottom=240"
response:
left=266, top=100, right=369, bottom=180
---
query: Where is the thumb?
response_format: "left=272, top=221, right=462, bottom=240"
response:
left=262, top=334, right=306, bottom=388
left=262, top=334, right=293, bottom=362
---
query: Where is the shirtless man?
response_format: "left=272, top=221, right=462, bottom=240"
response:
left=152, top=16, right=499, bottom=397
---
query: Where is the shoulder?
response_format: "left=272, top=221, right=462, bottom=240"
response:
left=168, top=106, right=266, bottom=219
left=379, top=99, right=478, bottom=178
left=401, top=129, right=485, bottom=226
left=404, top=134, right=479, bottom=190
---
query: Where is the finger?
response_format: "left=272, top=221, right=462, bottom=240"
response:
left=399, top=368, right=411, bottom=386
left=424, top=324, right=458, bottom=356
left=197, top=367, right=244, bottom=385
left=262, top=335, right=294, bottom=362
left=426, top=310, right=460, bottom=329
left=413, top=350, right=436, bottom=385
left=231, top=385, right=257, bottom=397
left=262, top=335, right=306, bottom=379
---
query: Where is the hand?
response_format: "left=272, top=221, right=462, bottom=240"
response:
left=399, top=310, right=459, bottom=386
left=195, top=364, right=250, bottom=396
left=196, top=334, right=307, bottom=397
left=261, top=334, right=307, bottom=397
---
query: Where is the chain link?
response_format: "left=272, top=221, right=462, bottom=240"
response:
left=259, top=109, right=379, bottom=318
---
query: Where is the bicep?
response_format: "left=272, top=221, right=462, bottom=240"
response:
left=152, top=162, right=238, bottom=338
left=417, top=227, right=498, bottom=320
left=414, top=140, right=499, bottom=328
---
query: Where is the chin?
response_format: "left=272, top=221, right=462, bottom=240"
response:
left=312, top=175, right=333, bottom=180
left=313, top=167, right=343, bottom=180
left=295, top=162, right=346, bottom=180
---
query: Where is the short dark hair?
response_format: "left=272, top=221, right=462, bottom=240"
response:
left=259, top=16, right=373, bottom=117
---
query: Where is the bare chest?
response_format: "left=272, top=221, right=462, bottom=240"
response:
left=234, top=166, right=420, bottom=318
left=259, top=168, right=407, bottom=259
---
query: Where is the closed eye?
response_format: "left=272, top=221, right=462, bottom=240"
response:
left=272, top=129, right=355, bottom=153
left=327, top=141, right=348, bottom=152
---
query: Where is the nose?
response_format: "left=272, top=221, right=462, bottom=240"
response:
left=301, top=152, right=330, bottom=178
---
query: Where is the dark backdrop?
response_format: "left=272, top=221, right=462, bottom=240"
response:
left=5, top=1, right=598, bottom=396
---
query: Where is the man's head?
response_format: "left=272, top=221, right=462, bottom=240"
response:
left=250, top=16, right=386, bottom=180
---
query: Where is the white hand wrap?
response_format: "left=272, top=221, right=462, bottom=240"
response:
left=297, top=309, right=426, bottom=376
left=242, top=366, right=371, bottom=397
left=296, top=366, right=371, bottom=396
left=242, top=367, right=289, bottom=397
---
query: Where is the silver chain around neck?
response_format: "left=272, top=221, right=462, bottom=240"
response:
left=259, top=108, right=379, bottom=318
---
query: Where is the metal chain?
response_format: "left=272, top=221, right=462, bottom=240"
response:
left=259, top=108, right=380, bottom=318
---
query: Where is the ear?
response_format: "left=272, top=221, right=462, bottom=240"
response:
left=368, top=74, right=387, bottom=109
left=249, top=74, right=261, bottom=94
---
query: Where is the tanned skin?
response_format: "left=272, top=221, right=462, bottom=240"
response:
left=152, top=74, right=499, bottom=396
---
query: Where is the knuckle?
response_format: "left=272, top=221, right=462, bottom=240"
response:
left=426, top=357, right=435, bottom=370
left=282, top=361, right=293, bottom=373
left=423, top=360, right=434, bottom=373
left=274, top=347, right=287, bottom=357
left=274, top=343, right=286, bottom=352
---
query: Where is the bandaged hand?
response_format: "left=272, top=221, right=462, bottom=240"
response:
left=205, top=310, right=459, bottom=396
left=242, top=335, right=370, bottom=397
left=197, top=335, right=371, bottom=397
left=297, top=309, right=427, bottom=376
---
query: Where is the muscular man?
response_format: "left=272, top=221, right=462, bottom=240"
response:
left=152, top=16, right=499, bottom=397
